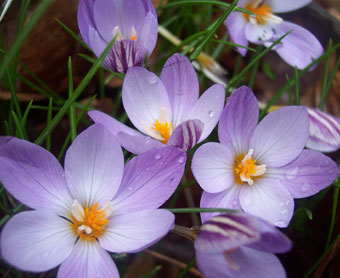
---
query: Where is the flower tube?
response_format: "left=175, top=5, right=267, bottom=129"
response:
left=89, top=53, right=225, bottom=154
left=0, top=124, right=186, bottom=278
left=78, top=0, right=158, bottom=73
left=192, top=86, right=339, bottom=227
left=225, top=0, right=323, bottom=69
left=195, top=212, right=291, bottom=278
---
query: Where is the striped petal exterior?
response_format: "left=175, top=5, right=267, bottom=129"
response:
left=306, top=108, right=340, bottom=152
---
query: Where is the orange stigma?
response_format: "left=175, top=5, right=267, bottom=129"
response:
left=243, top=1, right=273, bottom=24
left=130, top=35, right=137, bottom=41
left=151, top=120, right=172, bottom=144
left=234, top=149, right=266, bottom=185
left=70, top=201, right=111, bottom=241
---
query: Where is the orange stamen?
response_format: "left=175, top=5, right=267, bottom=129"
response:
left=130, top=35, right=137, bottom=41
left=243, top=2, right=273, bottom=24
left=151, top=120, right=172, bottom=144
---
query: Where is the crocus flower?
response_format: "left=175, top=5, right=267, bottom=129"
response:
left=0, top=124, right=186, bottom=277
left=195, top=212, right=291, bottom=278
left=225, top=0, right=323, bottom=69
left=89, top=53, right=225, bottom=154
left=192, top=86, right=339, bottom=227
left=306, top=107, right=340, bottom=153
left=77, top=0, right=158, bottom=73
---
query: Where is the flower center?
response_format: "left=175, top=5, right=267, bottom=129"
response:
left=234, top=149, right=266, bottom=185
left=243, top=0, right=282, bottom=25
left=113, top=26, right=137, bottom=41
left=151, top=120, right=172, bottom=144
left=70, top=200, right=112, bottom=241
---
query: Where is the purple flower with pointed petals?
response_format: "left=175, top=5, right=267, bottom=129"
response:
left=78, top=0, right=158, bottom=73
left=195, top=212, right=291, bottom=278
left=192, top=86, right=339, bottom=227
left=225, top=0, right=323, bottom=69
left=89, top=53, right=226, bottom=154
left=0, top=124, right=186, bottom=278
left=306, top=107, right=340, bottom=153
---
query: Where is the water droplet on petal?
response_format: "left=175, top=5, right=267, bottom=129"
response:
left=278, top=202, right=285, bottom=207
left=148, top=76, right=158, bottom=84
left=208, top=111, right=214, bottom=118
left=284, top=167, right=299, bottom=180
left=232, top=201, right=238, bottom=208
left=114, top=176, right=119, bottom=181
left=285, top=200, right=290, bottom=206
left=274, top=220, right=286, bottom=227
left=128, top=186, right=133, bottom=191
left=145, top=167, right=150, bottom=171
left=154, top=153, right=162, bottom=160
left=178, top=157, right=185, bottom=164
left=301, top=183, right=311, bottom=193
left=281, top=209, right=288, bottom=215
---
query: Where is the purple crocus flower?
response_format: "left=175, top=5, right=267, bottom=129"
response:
left=192, top=86, right=339, bottom=227
left=78, top=0, right=158, bottom=73
left=89, top=53, right=225, bottom=154
left=225, top=0, right=323, bottom=69
left=0, top=124, right=186, bottom=277
left=195, top=212, right=291, bottom=278
left=307, top=107, right=340, bottom=153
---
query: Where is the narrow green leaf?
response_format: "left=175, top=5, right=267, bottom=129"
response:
left=11, top=111, right=27, bottom=139
left=46, top=98, right=53, bottom=151
left=212, top=39, right=256, bottom=52
left=178, top=257, right=196, bottom=278
left=21, top=100, right=33, bottom=128
left=68, top=57, right=77, bottom=141
left=294, top=67, right=300, bottom=105
left=35, top=35, right=118, bottom=145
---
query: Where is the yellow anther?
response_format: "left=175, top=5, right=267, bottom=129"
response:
left=130, top=35, right=137, bottom=40
left=151, top=120, right=172, bottom=144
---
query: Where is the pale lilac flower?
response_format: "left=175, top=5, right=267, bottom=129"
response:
left=225, top=0, right=323, bottom=69
left=306, top=107, right=340, bottom=153
left=89, top=53, right=225, bottom=154
left=78, top=0, right=158, bottom=73
left=192, top=86, right=339, bottom=227
left=0, top=124, right=186, bottom=278
left=195, top=212, right=291, bottom=278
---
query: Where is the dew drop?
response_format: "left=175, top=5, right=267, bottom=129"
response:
left=145, top=167, right=150, bottom=171
left=154, top=153, right=162, bottom=160
left=127, top=186, right=133, bottom=191
left=148, top=76, right=158, bottom=84
left=281, top=209, right=288, bottom=215
left=301, top=183, right=311, bottom=193
left=208, top=111, right=214, bottom=118
left=285, top=200, right=290, bottom=206
left=274, top=220, right=286, bottom=227
left=232, top=201, right=238, bottom=208
left=278, top=202, right=285, bottom=208
left=114, top=176, right=119, bottom=181
left=178, top=156, right=185, bottom=164
left=284, top=167, right=299, bottom=180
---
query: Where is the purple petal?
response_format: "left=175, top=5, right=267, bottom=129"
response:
left=250, top=106, right=309, bottom=167
left=160, top=54, right=199, bottom=125
left=224, top=11, right=248, bottom=56
left=0, top=137, right=72, bottom=212
left=58, top=241, right=118, bottom=278
left=218, top=86, right=259, bottom=154
left=246, top=217, right=292, bottom=253
left=269, top=150, right=339, bottom=198
left=139, top=12, right=158, bottom=54
left=100, top=209, right=174, bottom=253
left=112, top=147, right=186, bottom=213
left=239, top=178, right=294, bottom=227
left=187, top=84, right=225, bottom=142
left=103, top=39, right=147, bottom=73
left=93, top=0, right=146, bottom=42
left=65, top=124, right=124, bottom=206
left=306, top=108, right=340, bottom=152
left=195, top=213, right=261, bottom=253
left=123, top=67, right=172, bottom=134
left=87, top=26, right=106, bottom=57
left=1, top=211, right=75, bottom=272
left=200, top=187, right=242, bottom=224
left=89, top=110, right=164, bottom=154
left=267, top=0, right=312, bottom=13
left=77, top=0, right=95, bottom=45
left=116, top=132, right=163, bottom=154
left=192, top=142, right=235, bottom=194
left=168, top=119, right=204, bottom=151
left=273, top=21, right=323, bottom=69
left=196, top=247, right=286, bottom=278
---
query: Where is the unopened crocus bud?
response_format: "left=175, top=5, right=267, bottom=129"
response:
left=78, top=0, right=158, bottom=73
left=194, top=212, right=292, bottom=278
left=307, top=107, right=340, bottom=152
